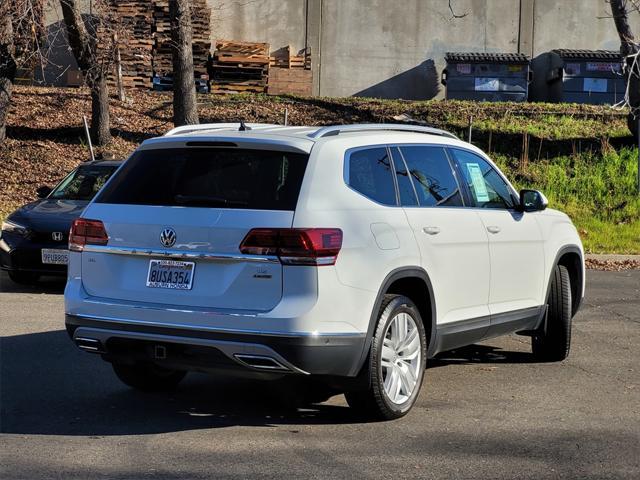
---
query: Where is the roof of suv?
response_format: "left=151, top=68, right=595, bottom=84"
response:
left=138, top=123, right=461, bottom=154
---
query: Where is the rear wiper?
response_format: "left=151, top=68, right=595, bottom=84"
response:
left=174, top=194, right=248, bottom=207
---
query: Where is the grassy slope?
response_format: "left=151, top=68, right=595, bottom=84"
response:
left=0, top=86, right=638, bottom=253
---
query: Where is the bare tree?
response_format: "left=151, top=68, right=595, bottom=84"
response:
left=609, top=0, right=640, bottom=133
left=0, top=1, right=44, bottom=143
left=59, top=0, right=111, bottom=145
left=0, top=12, right=17, bottom=143
left=170, top=0, right=199, bottom=126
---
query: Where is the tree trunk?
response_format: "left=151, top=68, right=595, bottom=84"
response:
left=91, top=73, right=111, bottom=145
left=0, top=76, right=13, bottom=143
left=0, top=13, right=16, bottom=143
left=611, top=0, right=640, bottom=130
left=59, top=0, right=111, bottom=145
left=170, top=0, right=199, bottom=126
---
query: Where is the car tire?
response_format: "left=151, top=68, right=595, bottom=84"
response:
left=112, top=362, right=187, bottom=392
left=345, top=294, right=427, bottom=420
left=8, top=271, right=40, bottom=285
left=532, top=264, right=572, bottom=362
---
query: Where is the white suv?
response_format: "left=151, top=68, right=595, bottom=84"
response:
left=65, top=123, right=584, bottom=419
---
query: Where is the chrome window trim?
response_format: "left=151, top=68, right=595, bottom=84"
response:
left=82, top=244, right=280, bottom=264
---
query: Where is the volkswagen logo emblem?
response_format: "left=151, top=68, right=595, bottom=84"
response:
left=160, top=228, right=177, bottom=248
left=52, top=232, right=63, bottom=242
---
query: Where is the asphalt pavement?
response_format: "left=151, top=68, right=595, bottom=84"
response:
left=1, top=270, right=639, bottom=479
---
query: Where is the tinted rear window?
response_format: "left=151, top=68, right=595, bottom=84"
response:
left=347, top=147, right=397, bottom=206
left=96, top=148, right=309, bottom=210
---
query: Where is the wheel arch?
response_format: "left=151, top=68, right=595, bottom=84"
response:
left=355, top=267, right=437, bottom=374
left=547, top=245, right=584, bottom=317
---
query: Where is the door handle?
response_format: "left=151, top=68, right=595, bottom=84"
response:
left=486, top=225, right=501, bottom=234
left=423, top=226, right=441, bottom=235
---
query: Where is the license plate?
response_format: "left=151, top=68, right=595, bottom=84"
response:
left=41, top=249, right=69, bottom=265
left=146, top=259, right=195, bottom=290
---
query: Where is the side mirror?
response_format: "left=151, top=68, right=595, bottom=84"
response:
left=36, top=186, right=52, bottom=199
left=519, top=189, right=548, bottom=212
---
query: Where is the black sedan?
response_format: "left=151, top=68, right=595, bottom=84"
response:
left=0, top=160, right=121, bottom=284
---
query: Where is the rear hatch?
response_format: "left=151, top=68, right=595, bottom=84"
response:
left=79, top=145, right=309, bottom=311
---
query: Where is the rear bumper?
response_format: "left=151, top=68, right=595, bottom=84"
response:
left=65, top=314, right=366, bottom=377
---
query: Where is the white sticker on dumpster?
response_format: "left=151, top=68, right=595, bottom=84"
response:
left=583, top=78, right=607, bottom=93
left=475, top=77, right=500, bottom=91
left=466, top=163, right=490, bottom=202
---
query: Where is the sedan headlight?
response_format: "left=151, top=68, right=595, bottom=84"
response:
left=1, top=220, right=30, bottom=237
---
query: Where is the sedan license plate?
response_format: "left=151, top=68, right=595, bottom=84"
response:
left=41, top=249, right=69, bottom=265
left=146, top=259, right=195, bottom=290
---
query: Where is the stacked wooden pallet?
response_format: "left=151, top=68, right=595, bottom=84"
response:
left=106, top=0, right=154, bottom=89
left=269, top=45, right=312, bottom=69
left=268, top=46, right=312, bottom=96
left=152, top=0, right=210, bottom=78
left=209, top=41, right=270, bottom=94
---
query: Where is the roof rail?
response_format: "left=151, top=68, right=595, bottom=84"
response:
left=307, top=123, right=458, bottom=140
left=164, top=123, right=281, bottom=136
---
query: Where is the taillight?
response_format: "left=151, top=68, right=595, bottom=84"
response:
left=69, top=218, right=108, bottom=251
left=239, top=228, right=343, bottom=266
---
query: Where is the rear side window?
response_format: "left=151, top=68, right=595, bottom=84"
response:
left=399, top=146, right=463, bottom=207
left=96, top=148, right=308, bottom=210
left=347, top=147, right=397, bottom=205
left=449, top=149, right=515, bottom=209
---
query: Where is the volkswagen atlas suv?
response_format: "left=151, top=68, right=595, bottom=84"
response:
left=64, top=123, right=584, bottom=419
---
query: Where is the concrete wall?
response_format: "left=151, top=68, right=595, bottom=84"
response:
left=318, top=0, right=520, bottom=99
left=207, top=0, right=308, bottom=55
left=41, top=0, right=640, bottom=100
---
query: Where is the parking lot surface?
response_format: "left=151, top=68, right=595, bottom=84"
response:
left=1, top=270, right=639, bottom=479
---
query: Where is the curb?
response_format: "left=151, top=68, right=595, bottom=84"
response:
left=585, top=254, right=640, bottom=261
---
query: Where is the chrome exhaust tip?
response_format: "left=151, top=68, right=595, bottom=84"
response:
left=75, top=337, right=105, bottom=354
left=233, top=354, right=290, bottom=371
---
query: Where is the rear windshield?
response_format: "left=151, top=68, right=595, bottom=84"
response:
left=50, top=165, right=117, bottom=201
left=95, top=148, right=309, bottom=210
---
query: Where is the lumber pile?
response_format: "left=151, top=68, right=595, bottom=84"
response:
left=96, top=0, right=211, bottom=90
left=105, top=0, right=154, bottom=89
left=209, top=41, right=270, bottom=94
left=269, top=45, right=311, bottom=70
left=268, top=46, right=312, bottom=96
left=152, top=0, right=210, bottom=78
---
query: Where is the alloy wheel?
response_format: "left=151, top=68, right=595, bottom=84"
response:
left=381, top=312, right=422, bottom=405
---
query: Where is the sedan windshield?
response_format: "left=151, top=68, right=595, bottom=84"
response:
left=49, top=165, right=118, bottom=201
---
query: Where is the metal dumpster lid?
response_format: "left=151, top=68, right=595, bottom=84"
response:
left=444, top=52, right=530, bottom=64
left=552, top=49, right=621, bottom=61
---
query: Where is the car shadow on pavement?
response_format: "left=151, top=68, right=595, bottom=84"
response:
left=1, top=330, right=538, bottom=436
left=0, top=330, right=363, bottom=436
left=429, top=343, right=535, bottom=367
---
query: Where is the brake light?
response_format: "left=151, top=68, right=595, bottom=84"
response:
left=69, top=218, right=108, bottom=251
left=239, top=228, right=343, bottom=266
